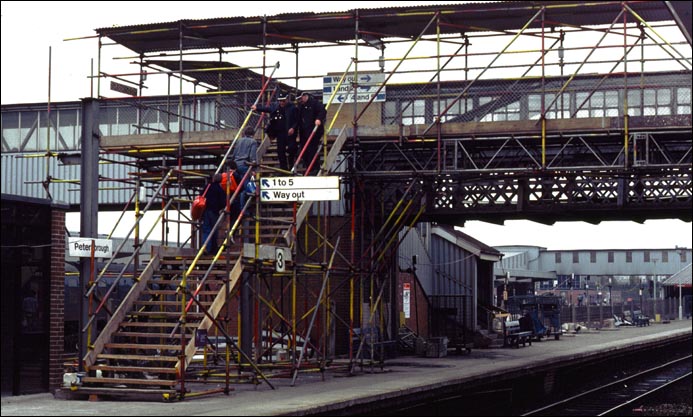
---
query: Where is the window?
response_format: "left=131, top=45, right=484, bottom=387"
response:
left=573, top=252, right=579, bottom=263
left=677, top=87, right=691, bottom=115
left=555, top=252, right=561, bottom=263
left=434, top=97, right=473, bottom=122
left=626, top=251, right=632, bottom=263
left=401, top=99, right=426, bottom=125
left=643, top=88, right=671, bottom=116
left=662, top=251, right=668, bottom=263
left=575, top=91, right=619, bottom=118
left=608, top=251, right=614, bottom=263
left=590, top=251, right=596, bottom=263
left=682, top=251, right=688, bottom=263
left=529, top=93, right=570, bottom=120
left=644, top=251, right=650, bottom=262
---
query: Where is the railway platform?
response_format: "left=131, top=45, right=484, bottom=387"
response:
left=2, top=319, right=690, bottom=416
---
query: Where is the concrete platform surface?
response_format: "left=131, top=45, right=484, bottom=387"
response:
left=2, top=319, right=690, bottom=416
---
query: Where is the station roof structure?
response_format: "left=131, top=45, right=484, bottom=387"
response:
left=662, top=263, right=692, bottom=287
left=94, top=1, right=690, bottom=54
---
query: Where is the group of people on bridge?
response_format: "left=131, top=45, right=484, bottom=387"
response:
left=201, top=91, right=327, bottom=254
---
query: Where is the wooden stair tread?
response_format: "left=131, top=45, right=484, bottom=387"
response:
left=96, top=353, right=178, bottom=362
left=89, top=364, right=177, bottom=374
left=127, top=311, right=205, bottom=317
left=82, top=376, right=176, bottom=386
left=104, top=343, right=183, bottom=351
left=133, top=300, right=213, bottom=307
left=118, top=322, right=200, bottom=328
left=142, top=290, right=218, bottom=295
left=114, top=331, right=187, bottom=338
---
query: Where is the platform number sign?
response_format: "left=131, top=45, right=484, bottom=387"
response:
left=276, top=247, right=287, bottom=273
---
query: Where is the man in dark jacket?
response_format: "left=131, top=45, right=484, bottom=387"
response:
left=252, top=92, right=298, bottom=172
left=232, top=127, right=258, bottom=180
left=202, top=174, right=226, bottom=255
left=296, top=91, right=327, bottom=175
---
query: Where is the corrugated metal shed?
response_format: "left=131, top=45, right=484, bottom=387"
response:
left=662, top=263, right=692, bottom=287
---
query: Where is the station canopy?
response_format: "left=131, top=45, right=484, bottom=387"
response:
left=94, top=1, right=686, bottom=54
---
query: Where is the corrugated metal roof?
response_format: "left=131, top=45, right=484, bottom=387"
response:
left=94, top=1, right=677, bottom=54
left=1, top=152, right=138, bottom=209
left=662, top=263, right=692, bottom=287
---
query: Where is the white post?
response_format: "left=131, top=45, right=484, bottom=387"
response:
left=679, top=284, right=683, bottom=321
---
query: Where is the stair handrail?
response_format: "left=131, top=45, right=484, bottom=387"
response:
left=283, top=124, right=349, bottom=245
left=86, top=168, right=174, bottom=298
left=214, top=62, right=279, bottom=178
left=290, top=59, right=352, bottom=175
left=82, top=196, right=175, bottom=332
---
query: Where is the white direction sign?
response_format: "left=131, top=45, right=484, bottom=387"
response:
left=323, top=72, right=386, bottom=103
left=68, top=237, right=113, bottom=258
left=260, top=176, right=338, bottom=190
left=260, top=176, right=340, bottom=202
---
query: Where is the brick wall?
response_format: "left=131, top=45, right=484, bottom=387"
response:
left=49, top=208, right=65, bottom=392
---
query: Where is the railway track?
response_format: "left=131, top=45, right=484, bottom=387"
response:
left=522, top=355, right=692, bottom=416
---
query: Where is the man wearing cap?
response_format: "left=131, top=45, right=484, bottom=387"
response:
left=296, top=91, right=327, bottom=175
left=251, top=92, right=298, bottom=172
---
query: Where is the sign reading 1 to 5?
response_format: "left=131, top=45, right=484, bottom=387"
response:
left=260, top=176, right=340, bottom=202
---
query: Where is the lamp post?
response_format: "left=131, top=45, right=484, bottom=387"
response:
left=608, top=277, right=613, bottom=318
left=679, top=283, right=683, bottom=321
left=503, top=271, right=509, bottom=310
left=598, top=285, right=603, bottom=329
left=639, top=282, right=644, bottom=318
left=652, top=258, right=658, bottom=321
left=570, top=273, right=575, bottom=324
left=586, top=282, right=590, bottom=328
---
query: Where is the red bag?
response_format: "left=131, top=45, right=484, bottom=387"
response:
left=220, top=172, right=238, bottom=193
left=191, top=184, right=210, bottom=220
left=191, top=195, right=206, bottom=220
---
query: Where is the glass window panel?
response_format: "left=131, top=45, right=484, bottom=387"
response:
left=677, top=87, right=691, bottom=104
left=678, top=105, right=691, bottom=115
left=413, top=99, right=426, bottom=115
left=628, top=90, right=641, bottom=106
left=656, top=107, right=670, bottom=115
left=2, top=112, right=21, bottom=152
left=605, top=91, right=619, bottom=108
left=657, top=89, right=671, bottom=105
left=576, top=92, right=589, bottom=109
left=20, top=111, right=39, bottom=152
left=590, top=92, right=604, bottom=107
left=643, top=89, right=656, bottom=105
left=528, top=94, right=541, bottom=111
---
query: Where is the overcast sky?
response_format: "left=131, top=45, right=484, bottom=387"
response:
left=2, top=1, right=691, bottom=250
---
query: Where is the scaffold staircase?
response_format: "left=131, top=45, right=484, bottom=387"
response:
left=79, top=120, right=350, bottom=398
